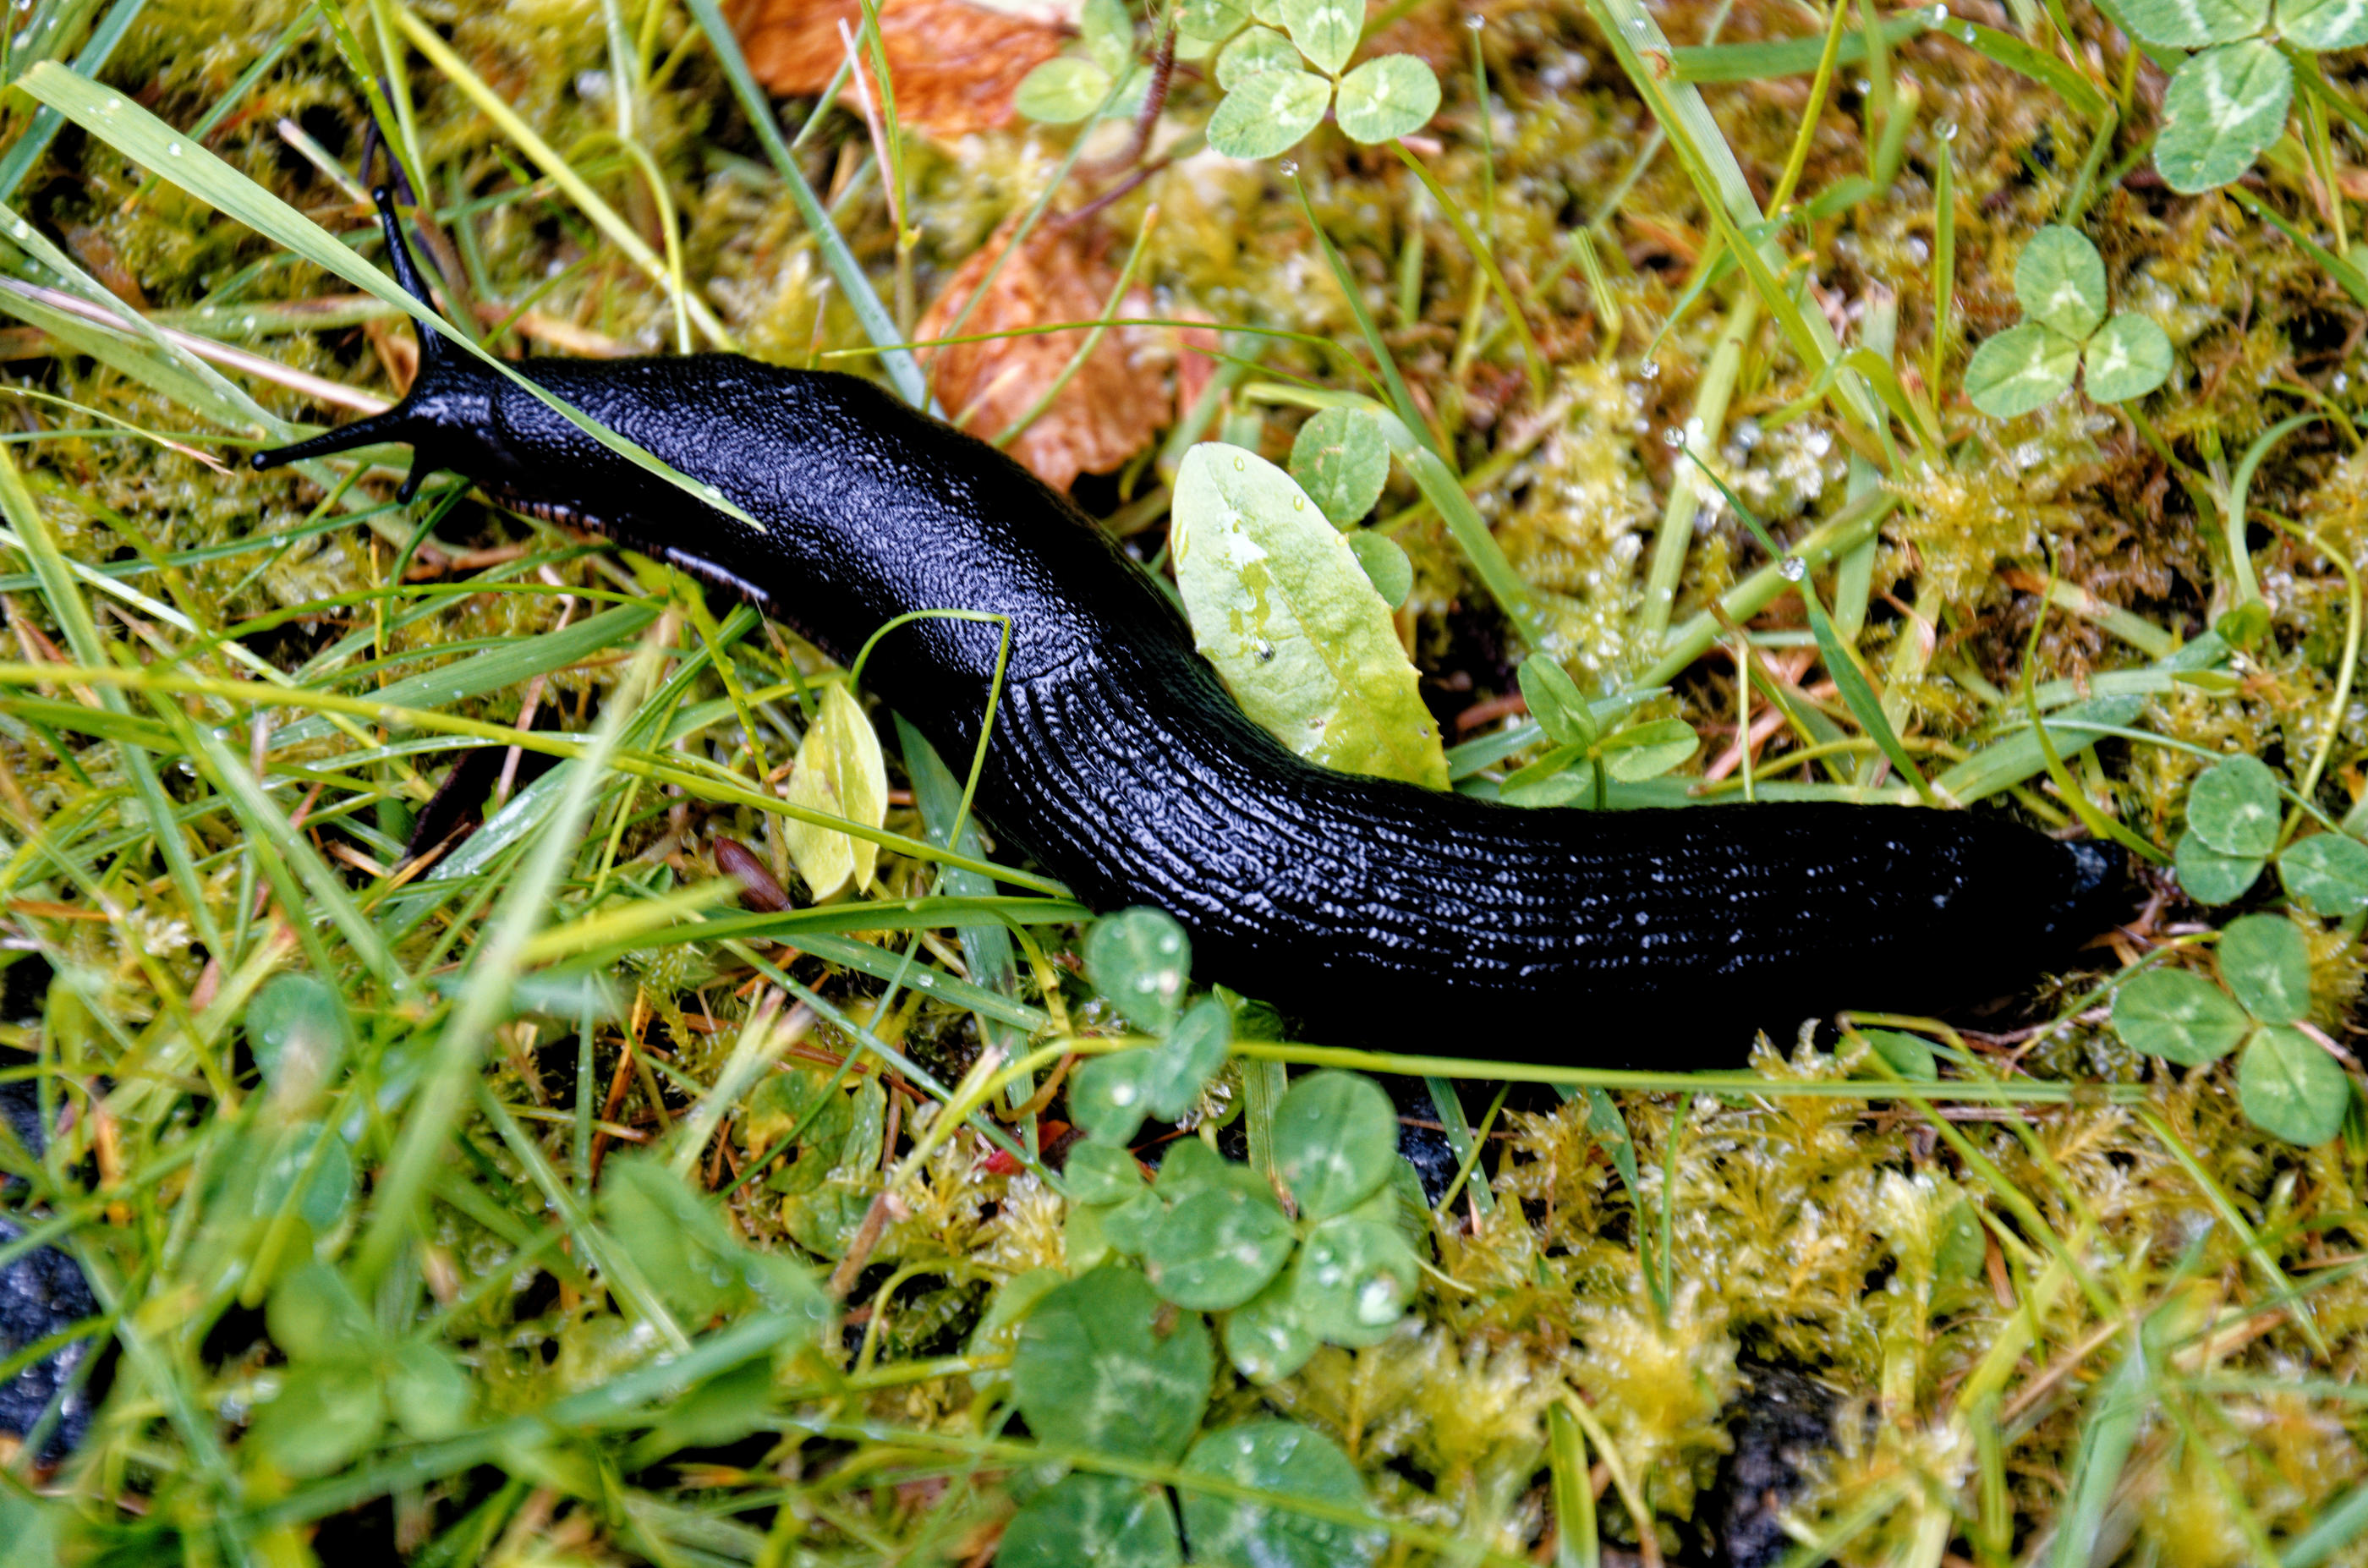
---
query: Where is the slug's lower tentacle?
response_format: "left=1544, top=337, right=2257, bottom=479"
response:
left=247, top=189, right=2127, bottom=1065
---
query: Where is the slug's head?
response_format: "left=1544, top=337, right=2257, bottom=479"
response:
left=249, top=187, right=504, bottom=502
left=2041, top=836, right=2131, bottom=947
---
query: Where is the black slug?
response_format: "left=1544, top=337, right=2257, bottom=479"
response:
left=253, top=193, right=2124, bottom=1066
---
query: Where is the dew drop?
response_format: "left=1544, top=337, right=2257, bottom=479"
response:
left=1853, top=78, right=1871, bottom=94
left=1778, top=556, right=1806, bottom=581
left=1638, top=359, right=1660, bottom=380
left=166, top=141, right=182, bottom=157
left=1464, top=8, right=1484, bottom=26
left=1962, top=23, right=1976, bottom=41
left=1233, top=455, right=1246, bottom=470
left=1661, top=426, right=1685, bottom=448
left=1936, top=118, right=1959, bottom=141
left=1930, top=3, right=1948, bottom=19
left=1291, top=494, right=1304, bottom=509
left=1277, top=158, right=1298, bottom=177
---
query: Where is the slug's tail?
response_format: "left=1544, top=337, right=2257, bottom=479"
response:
left=249, top=186, right=481, bottom=502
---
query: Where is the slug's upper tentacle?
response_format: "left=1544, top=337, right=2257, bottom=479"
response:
left=249, top=200, right=2129, bottom=1065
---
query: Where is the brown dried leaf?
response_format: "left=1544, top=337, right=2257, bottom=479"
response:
left=913, top=219, right=1170, bottom=491
left=727, top=0, right=1066, bottom=140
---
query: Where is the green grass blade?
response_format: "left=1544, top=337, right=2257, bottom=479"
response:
left=682, top=0, right=929, bottom=408
left=2047, top=1330, right=2146, bottom=1568
left=1959, top=20, right=2110, bottom=121
left=14, top=60, right=765, bottom=530
left=0, top=0, right=147, bottom=205
left=1668, top=12, right=1932, bottom=81
left=351, top=623, right=662, bottom=1287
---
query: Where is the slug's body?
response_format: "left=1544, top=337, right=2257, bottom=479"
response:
left=256, top=195, right=2123, bottom=1066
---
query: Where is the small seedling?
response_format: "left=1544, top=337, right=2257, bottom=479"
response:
left=1965, top=227, right=2172, bottom=418
left=1498, top=655, right=1699, bottom=807
left=2115, top=0, right=2368, bottom=193
left=2112, top=914, right=2353, bottom=1144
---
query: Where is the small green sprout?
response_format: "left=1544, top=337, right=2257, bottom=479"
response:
left=1498, top=655, right=1699, bottom=807
left=2113, top=914, right=2353, bottom=1145
left=2116, top=0, right=2368, bottom=193
left=1965, top=226, right=2172, bottom=418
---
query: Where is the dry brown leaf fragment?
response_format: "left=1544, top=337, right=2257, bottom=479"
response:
left=913, top=218, right=1170, bottom=491
left=727, top=0, right=1066, bottom=140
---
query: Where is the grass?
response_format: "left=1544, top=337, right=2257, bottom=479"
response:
left=0, top=0, right=2364, bottom=1564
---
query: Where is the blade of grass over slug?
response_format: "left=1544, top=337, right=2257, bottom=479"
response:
left=682, top=0, right=930, bottom=408
left=14, top=61, right=766, bottom=533
left=0, top=0, right=148, bottom=206
left=353, top=619, right=666, bottom=1289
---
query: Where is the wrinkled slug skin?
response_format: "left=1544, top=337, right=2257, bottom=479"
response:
left=252, top=214, right=2124, bottom=1066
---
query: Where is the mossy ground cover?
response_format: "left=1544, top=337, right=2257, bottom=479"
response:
left=0, top=0, right=2365, bottom=1562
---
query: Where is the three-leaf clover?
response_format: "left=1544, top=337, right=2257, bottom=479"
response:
left=1002, top=1267, right=1387, bottom=1568
left=1203, top=0, right=1440, bottom=157
left=2112, top=914, right=2353, bottom=1144
left=2173, top=753, right=2368, bottom=912
left=1070, top=908, right=1236, bottom=1143
left=248, top=1260, right=473, bottom=1477
left=1965, top=227, right=2172, bottom=418
left=1068, top=1071, right=1422, bottom=1381
left=2116, top=0, right=2368, bottom=192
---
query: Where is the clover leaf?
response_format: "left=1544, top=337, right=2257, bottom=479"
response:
left=1012, top=1266, right=1213, bottom=1461
left=2113, top=915, right=2354, bottom=1145
left=2281, top=831, right=2368, bottom=914
left=1066, top=1068, right=1422, bottom=1380
left=2117, top=0, right=2359, bottom=193
left=1088, top=907, right=1192, bottom=1033
left=1015, top=0, right=1146, bottom=123
left=1179, top=1422, right=1387, bottom=1568
left=1966, top=228, right=2170, bottom=418
left=1001, top=1475, right=1182, bottom=1568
